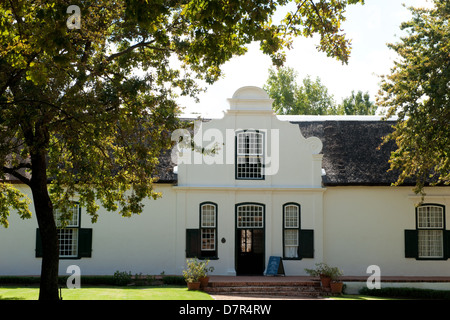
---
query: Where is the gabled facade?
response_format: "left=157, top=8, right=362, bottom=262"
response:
left=1, top=86, right=449, bottom=280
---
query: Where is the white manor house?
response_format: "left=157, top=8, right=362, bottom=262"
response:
left=1, top=86, right=449, bottom=288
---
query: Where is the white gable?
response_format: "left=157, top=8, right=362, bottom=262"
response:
left=174, top=86, right=323, bottom=188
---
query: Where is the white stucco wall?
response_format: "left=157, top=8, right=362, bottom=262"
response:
left=322, top=186, right=450, bottom=277
left=0, top=184, right=179, bottom=276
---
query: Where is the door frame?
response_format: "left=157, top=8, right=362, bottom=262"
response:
left=235, top=202, right=265, bottom=275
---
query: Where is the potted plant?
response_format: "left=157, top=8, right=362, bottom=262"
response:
left=330, top=267, right=344, bottom=294
left=198, top=260, right=215, bottom=289
left=305, top=263, right=342, bottom=289
left=182, top=259, right=203, bottom=290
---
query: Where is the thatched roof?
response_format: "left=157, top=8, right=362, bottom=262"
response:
left=294, top=119, right=401, bottom=186
left=155, top=117, right=403, bottom=186
left=3, top=117, right=404, bottom=186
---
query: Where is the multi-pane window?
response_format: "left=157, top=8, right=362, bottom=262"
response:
left=200, top=203, right=217, bottom=257
left=417, top=205, right=444, bottom=258
left=54, top=204, right=80, bottom=258
left=283, top=204, right=300, bottom=259
left=237, top=204, right=264, bottom=228
left=36, top=203, right=92, bottom=259
left=236, top=131, right=264, bottom=179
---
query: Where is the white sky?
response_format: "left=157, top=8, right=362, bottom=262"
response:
left=177, top=0, right=435, bottom=117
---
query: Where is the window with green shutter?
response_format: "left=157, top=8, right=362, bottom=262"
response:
left=282, top=203, right=314, bottom=260
left=405, top=204, right=449, bottom=260
left=35, top=203, right=92, bottom=259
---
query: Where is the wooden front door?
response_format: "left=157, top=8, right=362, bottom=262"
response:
left=236, top=228, right=265, bottom=275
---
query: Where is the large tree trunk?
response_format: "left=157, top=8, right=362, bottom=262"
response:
left=31, top=181, right=59, bottom=300
left=28, top=129, right=60, bottom=300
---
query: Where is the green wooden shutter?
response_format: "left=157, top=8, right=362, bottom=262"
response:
left=78, top=228, right=93, bottom=258
left=444, top=230, right=450, bottom=260
left=35, top=229, right=43, bottom=258
left=299, top=229, right=314, bottom=259
left=404, top=230, right=418, bottom=258
left=186, top=229, right=200, bottom=258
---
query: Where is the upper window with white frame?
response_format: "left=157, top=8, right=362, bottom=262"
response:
left=236, top=130, right=264, bottom=180
left=237, top=204, right=264, bottom=228
left=417, top=204, right=445, bottom=259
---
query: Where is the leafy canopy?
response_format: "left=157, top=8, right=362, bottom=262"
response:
left=264, top=66, right=375, bottom=115
left=377, top=0, right=450, bottom=194
left=0, top=0, right=364, bottom=227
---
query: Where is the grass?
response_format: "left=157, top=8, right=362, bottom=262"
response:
left=0, top=285, right=214, bottom=300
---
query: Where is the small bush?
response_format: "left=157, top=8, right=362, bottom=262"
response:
left=359, top=287, right=450, bottom=300
left=162, top=275, right=186, bottom=286
left=113, top=271, right=132, bottom=286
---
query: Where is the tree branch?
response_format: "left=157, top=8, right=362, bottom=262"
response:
left=106, top=39, right=157, bottom=62
left=2, top=165, right=31, bottom=185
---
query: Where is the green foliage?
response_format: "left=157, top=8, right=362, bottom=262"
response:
left=264, top=66, right=337, bottom=114
left=264, top=66, right=375, bottom=115
left=337, top=90, right=376, bottom=115
left=161, top=275, right=186, bottom=286
left=113, top=271, right=132, bottom=286
left=0, top=0, right=363, bottom=227
left=0, top=184, right=31, bottom=228
left=182, top=259, right=213, bottom=283
left=304, top=262, right=343, bottom=280
left=377, top=0, right=450, bottom=195
left=360, top=287, right=450, bottom=300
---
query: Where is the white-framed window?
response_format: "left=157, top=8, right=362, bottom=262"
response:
left=283, top=203, right=300, bottom=259
left=200, top=202, right=217, bottom=257
left=54, top=204, right=80, bottom=258
left=417, top=205, right=445, bottom=258
left=236, top=131, right=264, bottom=180
left=237, top=204, right=264, bottom=228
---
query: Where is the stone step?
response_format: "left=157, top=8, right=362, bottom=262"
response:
left=203, top=279, right=325, bottom=298
left=207, top=281, right=321, bottom=288
left=204, top=287, right=322, bottom=297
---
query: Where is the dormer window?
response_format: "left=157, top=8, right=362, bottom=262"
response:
left=236, top=130, right=264, bottom=180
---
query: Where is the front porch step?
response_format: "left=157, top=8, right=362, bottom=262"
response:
left=203, top=280, right=325, bottom=298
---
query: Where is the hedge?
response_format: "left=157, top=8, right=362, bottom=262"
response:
left=359, top=287, right=450, bottom=300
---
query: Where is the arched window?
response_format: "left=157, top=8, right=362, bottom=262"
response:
left=200, top=202, right=218, bottom=258
left=283, top=203, right=300, bottom=259
left=417, top=204, right=445, bottom=258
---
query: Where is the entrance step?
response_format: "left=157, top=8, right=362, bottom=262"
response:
left=203, top=279, right=325, bottom=298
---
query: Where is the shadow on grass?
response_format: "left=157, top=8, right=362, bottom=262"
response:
left=0, top=295, right=26, bottom=300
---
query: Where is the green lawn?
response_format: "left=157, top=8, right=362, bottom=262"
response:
left=0, top=286, right=213, bottom=300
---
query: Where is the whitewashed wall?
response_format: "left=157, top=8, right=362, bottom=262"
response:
left=322, top=186, right=450, bottom=277
left=0, top=184, right=179, bottom=276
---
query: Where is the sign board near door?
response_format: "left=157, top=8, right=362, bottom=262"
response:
left=265, top=256, right=285, bottom=276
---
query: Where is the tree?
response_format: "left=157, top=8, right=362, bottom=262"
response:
left=265, top=66, right=378, bottom=115
left=264, top=66, right=298, bottom=114
left=0, top=0, right=363, bottom=300
left=337, top=90, right=376, bottom=115
left=377, top=0, right=449, bottom=195
left=264, top=66, right=336, bottom=114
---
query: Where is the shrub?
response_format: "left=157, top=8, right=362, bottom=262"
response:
left=162, top=275, right=186, bottom=286
left=359, top=287, right=450, bottom=300
left=113, top=271, right=132, bottom=286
